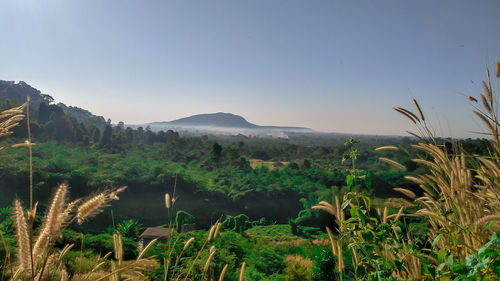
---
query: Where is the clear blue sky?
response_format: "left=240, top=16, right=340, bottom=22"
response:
left=1, top=0, right=499, bottom=137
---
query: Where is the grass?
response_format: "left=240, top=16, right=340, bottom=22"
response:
left=248, top=159, right=289, bottom=170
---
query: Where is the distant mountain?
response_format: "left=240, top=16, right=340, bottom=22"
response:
left=141, top=112, right=313, bottom=138
left=162, top=112, right=258, bottom=128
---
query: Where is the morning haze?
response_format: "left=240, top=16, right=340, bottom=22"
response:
left=0, top=0, right=499, bottom=137
left=2, top=1, right=500, bottom=280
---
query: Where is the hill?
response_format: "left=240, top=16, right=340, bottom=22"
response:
left=158, top=112, right=258, bottom=128
left=141, top=112, right=313, bottom=138
left=0, top=80, right=106, bottom=126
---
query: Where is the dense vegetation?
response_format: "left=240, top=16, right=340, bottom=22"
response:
left=1, top=63, right=500, bottom=280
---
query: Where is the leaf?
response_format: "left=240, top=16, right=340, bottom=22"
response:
left=432, top=234, right=443, bottom=249
left=362, top=196, right=371, bottom=210
left=346, top=174, right=354, bottom=188
left=438, top=249, right=446, bottom=263
left=446, top=254, right=454, bottom=267
left=350, top=206, right=359, bottom=217
left=341, top=198, right=352, bottom=210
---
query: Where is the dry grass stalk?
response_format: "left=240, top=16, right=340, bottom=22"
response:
left=379, top=157, right=407, bottom=171
left=207, top=224, right=216, bottom=242
left=13, top=200, right=31, bottom=273
left=183, top=237, right=195, bottom=252
left=394, top=107, right=419, bottom=123
left=238, top=261, right=246, bottom=281
left=325, top=227, right=337, bottom=256
left=213, top=222, right=222, bottom=239
left=113, top=233, right=123, bottom=265
left=375, top=145, right=399, bottom=151
left=468, top=95, right=478, bottom=102
left=203, top=249, right=216, bottom=272
left=165, top=193, right=171, bottom=209
left=390, top=72, right=500, bottom=260
left=413, top=98, right=425, bottom=121
left=218, top=264, right=228, bottom=281
left=32, top=183, right=69, bottom=265
left=483, top=80, right=493, bottom=103
left=393, top=187, right=416, bottom=199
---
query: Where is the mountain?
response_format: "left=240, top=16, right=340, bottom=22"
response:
left=140, top=112, right=313, bottom=138
left=161, top=112, right=258, bottom=128
left=148, top=112, right=312, bottom=131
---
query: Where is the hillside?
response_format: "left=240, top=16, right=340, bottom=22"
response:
left=0, top=80, right=106, bottom=126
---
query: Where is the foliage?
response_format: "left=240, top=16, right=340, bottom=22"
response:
left=115, top=219, right=143, bottom=238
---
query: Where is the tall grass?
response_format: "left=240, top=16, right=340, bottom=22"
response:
left=0, top=101, right=159, bottom=281
left=314, top=61, right=500, bottom=280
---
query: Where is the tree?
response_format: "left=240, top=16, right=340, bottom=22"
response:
left=212, top=142, right=222, bottom=163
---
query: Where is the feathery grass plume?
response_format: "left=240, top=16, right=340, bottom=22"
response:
left=0, top=102, right=26, bottom=141
left=13, top=200, right=31, bottom=273
left=479, top=94, right=492, bottom=113
left=57, top=200, right=79, bottom=230
left=203, top=249, right=216, bottom=272
left=394, top=107, right=419, bottom=123
left=482, top=80, right=493, bottom=103
left=165, top=193, right=171, bottom=209
left=209, top=245, right=216, bottom=254
left=412, top=98, right=425, bottom=121
left=239, top=261, right=246, bottom=281
left=468, top=95, right=478, bottom=102
left=336, top=241, right=344, bottom=272
left=378, top=157, right=406, bottom=171
left=207, top=224, right=216, bottom=242
left=473, top=214, right=500, bottom=229
left=214, top=222, right=222, bottom=239
left=77, top=186, right=126, bottom=225
left=312, top=201, right=335, bottom=216
left=183, top=237, right=195, bottom=251
left=393, top=187, right=416, bottom=199
left=375, top=145, right=399, bottom=151
left=218, top=264, right=228, bottom=281
left=76, top=193, right=105, bottom=224
left=496, top=60, right=500, bottom=78
left=382, top=207, right=388, bottom=224
left=325, top=227, right=337, bottom=256
left=33, top=183, right=69, bottom=264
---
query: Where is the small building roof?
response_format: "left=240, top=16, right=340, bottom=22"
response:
left=139, top=227, right=170, bottom=239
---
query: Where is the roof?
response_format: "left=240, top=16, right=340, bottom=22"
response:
left=139, top=227, right=170, bottom=239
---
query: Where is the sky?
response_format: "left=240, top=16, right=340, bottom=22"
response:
left=0, top=0, right=499, bottom=137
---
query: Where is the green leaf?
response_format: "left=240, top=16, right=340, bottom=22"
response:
left=432, top=234, right=443, bottom=249
left=438, top=249, right=446, bottom=263
left=446, top=254, right=454, bottom=267
left=346, top=174, right=354, bottom=188
left=350, top=206, right=359, bottom=217
left=362, top=196, right=371, bottom=210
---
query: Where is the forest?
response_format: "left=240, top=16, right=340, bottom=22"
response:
left=1, top=66, right=500, bottom=281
